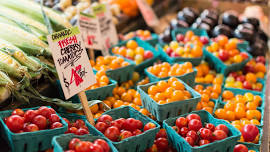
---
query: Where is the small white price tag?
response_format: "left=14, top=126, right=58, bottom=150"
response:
left=78, top=12, right=103, bottom=50
left=47, top=27, right=96, bottom=99
left=92, top=3, right=119, bottom=55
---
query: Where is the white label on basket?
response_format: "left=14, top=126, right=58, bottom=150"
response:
left=47, top=26, right=96, bottom=99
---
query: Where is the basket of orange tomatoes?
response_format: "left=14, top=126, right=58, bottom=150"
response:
left=137, top=77, right=201, bottom=121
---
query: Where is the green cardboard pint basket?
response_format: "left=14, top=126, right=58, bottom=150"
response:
left=163, top=110, right=241, bottom=152
left=137, top=78, right=201, bottom=122
left=0, top=106, right=68, bottom=152
left=158, top=44, right=203, bottom=66
left=85, top=106, right=160, bottom=152
left=52, top=134, right=118, bottom=152
left=145, top=65, right=197, bottom=87
left=204, top=46, right=252, bottom=76
left=110, top=37, right=160, bottom=73
left=238, top=126, right=263, bottom=150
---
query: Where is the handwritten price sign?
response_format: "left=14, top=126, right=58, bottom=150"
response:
left=78, top=12, right=102, bottom=50
left=47, top=27, right=96, bottom=99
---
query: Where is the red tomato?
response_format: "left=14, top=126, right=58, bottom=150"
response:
left=32, top=115, right=47, bottom=129
left=185, top=137, right=194, bottom=146
left=12, top=109, right=24, bottom=117
left=186, top=130, right=198, bottom=141
left=186, top=114, right=201, bottom=122
left=48, top=108, right=56, bottom=114
left=144, top=122, right=156, bottom=131
left=49, top=114, right=60, bottom=124
left=24, top=110, right=38, bottom=122
left=172, top=126, right=180, bottom=134
left=241, top=124, right=259, bottom=142
left=50, top=122, right=63, bottom=129
left=146, top=144, right=158, bottom=152
left=74, top=120, right=85, bottom=129
left=144, top=51, right=153, bottom=59
left=233, top=144, right=248, bottom=152
left=155, top=128, right=167, bottom=139
left=120, top=130, right=133, bottom=140
left=25, top=124, right=39, bottom=132
left=212, top=130, right=227, bottom=141
left=69, top=138, right=81, bottom=150
left=97, top=115, right=113, bottom=125
left=199, top=139, right=210, bottom=146
left=180, top=127, right=189, bottom=137
left=205, top=123, right=215, bottom=132
left=218, top=50, right=229, bottom=61
left=199, top=128, right=212, bottom=140
left=135, top=120, right=143, bottom=130
left=89, top=144, right=103, bottom=152
left=63, top=118, right=71, bottom=127
left=68, top=127, right=78, bottom=134
left=75, top=141, right=92, bottom=152
left=188, top=119, right=202, bottom=131
left=176, top=117, right=188, bottom=128
left=94, top=139, right=110, bottom=152
left=155, top=138, right=168, bottom=150
left=6, top=115, right=24, bottom=132
left=111, top=118, right=125, bottom=130
left=104, top=126, right=120, bottom=142
left=38, top=106, right=52, bottom=118
left=215, top=124, right=229, bottom=135
left=76, top=128, right=89, bottom=135
left=176, top=34, right=185, bottom=42
left=79, top=126, right=89, bottom=131
left=95, top=122, right=109, bottom=133
left=123, top=118, right=138, bottom=131
left=133, top=129, right=142, bottom=136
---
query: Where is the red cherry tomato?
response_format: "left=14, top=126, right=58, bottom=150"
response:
left=49, top=114, right=60, bottom=124
left=172, top=126, right=180, bottom=134
left=212, top=130, right=227, bottom=141
left=111, top=118, right=125, bottom=130
left=38, top=106, right=52, bottom=118
left=97, top=115, right=113, bottom=125
left=32, top=115, right=47, bottom=129
left=94, top=139, right=110, bottom=152
left=12, top=109, right=24, bottom=117
left=69, top=138, right=81, bottom=150
left=185, top=137, right=194, bottom=146
left=76, top=128, right=89, bottom=135
left=120, top=130, right=133, bottom=140
left=135, top=120, right=143, bottom=130
left=180, top=127, right=189, bottom=137
left=218, top=50, right=229, bottom=61
left=63, top=118, right=71, bottom=127
left=89, top=144, right=103, bottom=152
left=155, top=138, right=168, bottom=150
left=6, top=115, right=24, bottom=132
left=215, top=124, right=229, bottom=135
left=186, top=114, right=201, bottom=122
left=24, top=110, right=38, bottom=122
left=104, top=126, right=120, bottom=142
left=95, top=122, right=109, bottom=133
left=75, top=141, right=92, bottom=152
left=25, top=124, right=39, bottom=132
left=241, top=124, right=259, bottom=142
left=205, top=123, right=215, bottom=132
left=74, top=120, right=85, bottom=129
left=188, top=119, right=202, bottom=131
left=144, top=51, right=154, bottom=59
left=133, top=129, right=142, bottom=136
left=123, top=118, right=138, bottom=131
left=233, top=144, right=248, bottom=152
left=176, top=117, right=188, bottom=128
left=199, top=128, right=212, bottom=140
left=144, top=122, right=156, bottom=131
left=155, top=128, right=167, bottom=139
left=199, top=139, right=210, bottom=146
left=50, top=122, right=63, bottom=129
left=68, top=127, right=78, bottom=134
left=186, top=130, right=198, bottom=142
left=48, top=108, right=56, bottom=114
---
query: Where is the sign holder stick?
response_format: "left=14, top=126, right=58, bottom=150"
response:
left=78, top=91, right=95, bottom=125
left=88, top=49, right=95, bottom=60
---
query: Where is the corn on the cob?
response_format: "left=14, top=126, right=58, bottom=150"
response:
left=0, top=38, right=42, bottom=72
left=0, top=70, right=14, bottom=86
left=0, top=87, right=11, bottom=104
left=0, top=6, right=48, bottom=34
left=0, top=22, right=51, bottom=57
left=0, top=49, right=29, bottom=79
left=0, top=0, right=72, bottom=31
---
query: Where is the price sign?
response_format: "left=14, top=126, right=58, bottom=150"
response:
left=136, top=0, right=159, bottom=27
left=78, top=12, right=102, bottom=50
left=47, top=26, right=96, bottom=99
left=92, top=3, right=119, bottom=55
